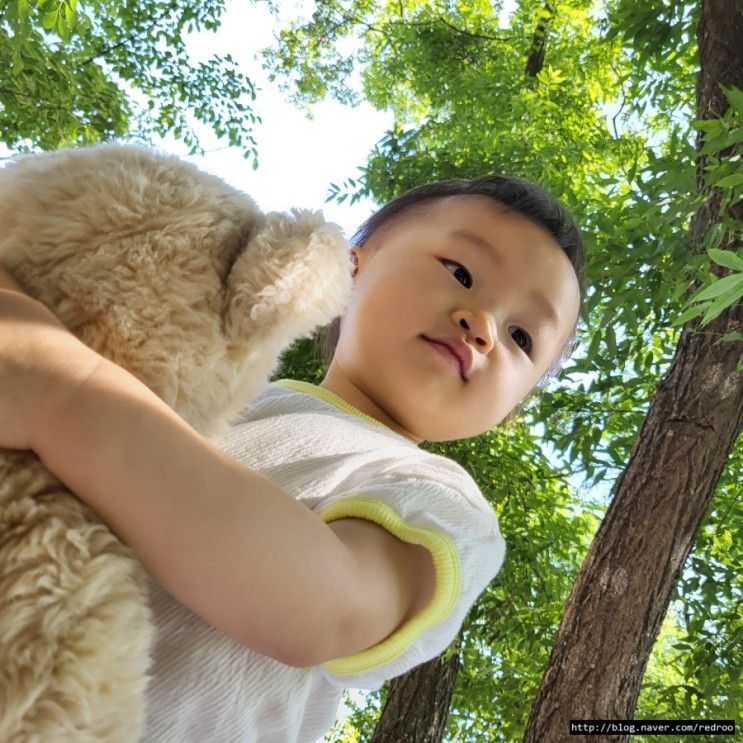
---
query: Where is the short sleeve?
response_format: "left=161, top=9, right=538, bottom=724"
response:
left=312, top=462, right=506, bottom=691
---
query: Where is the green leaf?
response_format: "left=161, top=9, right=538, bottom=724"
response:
left=605, top=324, right=616, bottom=356
left=671, top=302, right=708, bottom=327
left=692, top=118, right=723, bottom=133
left=699, top=129, right=743, bottom=156
left=713, top=331, right=743, bottom=346
left=721, top=84, right=743, bottom=116
left=712, top=173, right=743, bottom=189
left=708, top=249, right=743, bottom=272
left=699, top=279, right=743, bottom=327
left=42, top=10, right=58, bottom=29
left=688, top=273, right=743, bottom=303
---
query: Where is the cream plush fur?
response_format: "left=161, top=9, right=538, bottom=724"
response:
left=0, top=143, right=353, bottom=741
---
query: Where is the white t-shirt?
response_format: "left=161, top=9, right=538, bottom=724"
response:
left=141, top=379, right=506, bottom=742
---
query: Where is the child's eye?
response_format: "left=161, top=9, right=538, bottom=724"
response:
left=441, top=258, right=532, bottom=355
left=510, top=327, right=532, bottom=355
left=441, top=259, right=473, bottom=288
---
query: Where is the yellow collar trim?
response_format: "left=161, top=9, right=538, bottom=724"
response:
left=273, top=379, right=398, bottom=434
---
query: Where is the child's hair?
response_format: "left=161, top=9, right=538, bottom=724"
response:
left=314, top=174, right=586, bottom=426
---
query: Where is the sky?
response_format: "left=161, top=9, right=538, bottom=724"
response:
left=155, top=0, right=395, bottom=240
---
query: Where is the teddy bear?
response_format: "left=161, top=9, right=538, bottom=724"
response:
left=0, top=143, right=353, bottom=741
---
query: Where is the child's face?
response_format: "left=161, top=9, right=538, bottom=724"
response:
left=320, top=195, right=581, bottom=443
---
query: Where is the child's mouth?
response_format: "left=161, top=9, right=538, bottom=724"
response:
left=422, top=337, right=466, bottom=382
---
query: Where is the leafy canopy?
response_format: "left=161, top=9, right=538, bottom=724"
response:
left=1, top=0, right=260, bottom=159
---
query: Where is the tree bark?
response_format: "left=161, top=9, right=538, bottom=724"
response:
left=523, top=1, right=743, bottom=741
left=525, top=3, right=556, bottom=77
left=370, top=637, right=461, bottom=743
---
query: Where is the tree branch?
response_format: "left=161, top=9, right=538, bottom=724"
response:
left=80, top=0, right=179, bottom=67
left=434, top=14, right=508, bottom=43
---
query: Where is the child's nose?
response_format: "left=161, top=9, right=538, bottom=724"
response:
left=452, top=309, right=495, bottom=351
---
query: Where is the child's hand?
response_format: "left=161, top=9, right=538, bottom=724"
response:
left=0, top=265, right=101, bottom=452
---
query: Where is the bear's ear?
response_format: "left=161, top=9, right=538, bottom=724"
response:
left=222, top=210, right=352, bottom=339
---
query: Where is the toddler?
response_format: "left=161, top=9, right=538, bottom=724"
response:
left=0, top=174, right=584, bottom=742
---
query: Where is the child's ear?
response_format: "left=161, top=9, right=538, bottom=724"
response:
left=350, top=244, right=375, bottom=279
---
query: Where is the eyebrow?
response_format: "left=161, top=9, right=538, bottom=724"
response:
left=448, top=228, right=560, bottom=328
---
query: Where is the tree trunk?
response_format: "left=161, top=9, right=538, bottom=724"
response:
left=525, top=3, right=556, bottom=77
left=370, top=637, right=461, bottom=743
left=524, top=1, right=743, bottom=741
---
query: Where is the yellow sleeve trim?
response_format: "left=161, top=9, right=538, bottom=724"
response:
left=273, top=379, right=397, bottom=433
left=317, top=496, right=461, bottom=676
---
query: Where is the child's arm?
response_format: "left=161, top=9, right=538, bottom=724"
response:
left=0, top=269, right=434, bottom=667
